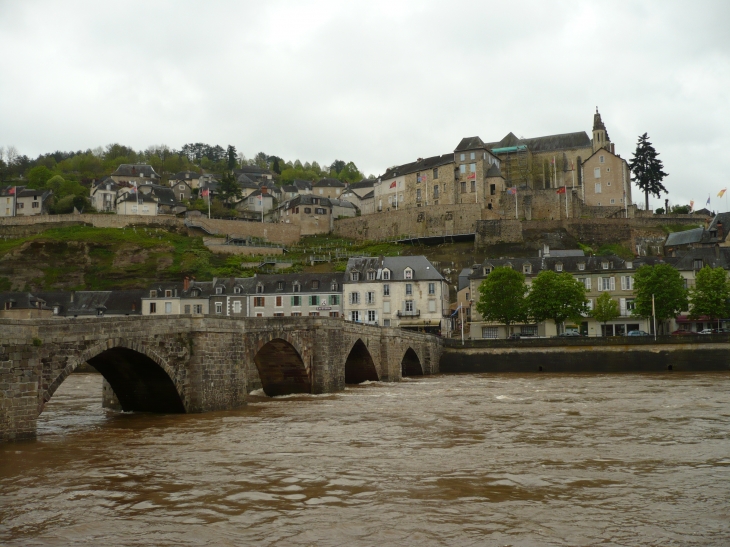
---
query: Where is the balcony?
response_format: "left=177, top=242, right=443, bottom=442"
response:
left=397, top=309, right=420, bottom=317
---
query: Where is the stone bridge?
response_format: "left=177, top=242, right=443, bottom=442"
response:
left=0, top=316, right=442, bottom=442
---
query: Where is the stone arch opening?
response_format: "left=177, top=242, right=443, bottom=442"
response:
left=253, top=338, right=310, bottom=396
left=345, top=339, right=379, bottom=384
left=401, top=347, right=423, bottom=377
left=43, top=346, right=186, bottom=415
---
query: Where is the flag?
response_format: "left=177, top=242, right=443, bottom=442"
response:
left=130, top=182, right=137, bottom=193
left=719, top=188, right=727, bottom=198
left=507, top=187, right=517, bottom=195
left=389, top=180, right=396, bottom=189
left=8, top=186, right=15, bottom=195
left=450, top=305, right=462, bottom=317
left=556, top=187, right=566, bottom=194
left=706, top=195, right=711, bottom=206
left=468, top=172, right=476, bottom=179
left=201, top=189, right=209, bottom=197
left=689, top=200, right=694, bottom=211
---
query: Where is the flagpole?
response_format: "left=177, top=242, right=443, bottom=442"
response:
left=514, top=188, right=518, bottom=219
left=207, top=187, right=210, bottom=219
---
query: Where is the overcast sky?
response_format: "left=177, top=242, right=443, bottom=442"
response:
left=1, top=0, right=729, bottom=210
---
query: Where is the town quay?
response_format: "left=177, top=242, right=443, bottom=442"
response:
left=0, top=316, right=441, bottom=442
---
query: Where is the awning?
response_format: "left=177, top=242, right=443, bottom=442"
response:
left=399, top=320, right=441, bottom=327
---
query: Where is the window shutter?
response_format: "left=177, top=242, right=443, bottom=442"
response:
left=597, top=279, right=602, bottom=292
left=621, top=276, right=626, bottom=290
left=620, top=298, right=626, bottom=316
left=587, top=299, right=593, bottom=310
left=291, top=296, right=295, bottom=306
left=610, top=277, right=615, bottom=291
left=586, top=277, right=591, bottom=290
left=628, top=277, right=633, bottom=290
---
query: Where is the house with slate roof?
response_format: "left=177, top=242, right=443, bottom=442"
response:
left=169, top=171, right=202, bottom=189
left=14, top=187, right=53, bottom=216
left=273, top=194, right=333, bottom=234
left=342, top=256, right=448, bottom=333
left=142, top=279, right=214, bottom=315
left=90, top=177, right=120, bottom=212
left=0, top=292, right=52, bottom=318
left=110, top=164, right=160, bottom=185
left=234, top=166, right=274, bottom=182
left=35, top=290, right=144, bottom=317
left=313, top=178, right=346, bottom=200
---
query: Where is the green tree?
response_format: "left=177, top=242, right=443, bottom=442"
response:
left=27, top=165, right=55, bottom=189
left=254, top=152, right=269, bottom=169
left=629, top=133, right=668, bottom=211
left=330, top=159, right=346, bottom=174
left=632, top=264, right=688, bottom=333
left=217, top=172, right=242, bottom=206
left=593, top=292, right=620, bottom=334
left=689, top=266, right=730, bottom=330
left=671, top=204, right=691, bottom=214
left=474, top=267, right=529, bottom=335
left=527, top=270, right=588, bottom=331
left=227, top=145, right=237, bottom=171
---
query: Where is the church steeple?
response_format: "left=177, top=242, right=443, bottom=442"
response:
left=592, top=107, right=612, bottom=153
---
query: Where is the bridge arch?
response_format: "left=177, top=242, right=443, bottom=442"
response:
left=344, top=339, right=379, bottom=384
left=253, top=337, right=311, bottom=396
left=42, top=338, right=187, bottom=415
left=401, top=347, right=424, bottom=377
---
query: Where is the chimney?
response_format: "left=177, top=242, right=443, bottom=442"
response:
left=717, top=222, right=724, bottom=241
left=184, top=276, right=190, bottom=291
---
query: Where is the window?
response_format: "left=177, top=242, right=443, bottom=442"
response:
left=693, top=259, right=703, bottom=270
left=366, top=291, right=375, bottom=304
left=555, top=263, right=563, bottom=272
left=460, top=153, right=465, bottom=161
left=350, top=292, right=360, bottom=304
left=329, top=294, right=339, bottom=305
left=233, top=301, right=242, bottom=313
left=291, top=295, right=301, bottom=306
left=594, top=167, right=601, bottom=179
left=310, top=295, right=318, bottom=306
left=416, top=189, right=421, bottom=202
left=254, top=297, right=265, bottom=307
left=150, top=290, right=157, bottom=298
left=586, top=299, right=593, bottom=311
left=521, top=325, right=538, bottom=337
left=607, top=181, right=611, bottom=186
left=383, top=319, right=391, bottom=326
left=459, top=164, right=466, bottom=174
left=461, top=181, right=467, bottom=193
left=329, top=312, right=339, bottom=318
left=165, top=302, right=172, bottom=314
left=367, top=310, right=376, bottom=322
left=595, top=183, right=602, bottom=194
left=383, top=284, right=390, bottom=296
left=277, top=281, right=284, bottom=290
left=215, top=286, right=223, bottom=295
left=315, top=208, right=325, bottom=215
left=234, top=286, right=241, bottom=294
left=523, top=264, right=532, bottom=274
left=382, top=269, right=390, bottom=280
left=276, top=296, right=283, bottom=307
left=599, top=155, right=605, bottom=163
left=184, top=305, right=190, bottom=314
left=383, top=301, right=391, bottom=314
left=578, top=277, right=591, bottom=290
left=625, top=261, right=633, bottom=269
left=405, top=283, right=413, bottom=296
left=405, top=300, right=414, bottom=312
left=367, top=270, right=376, bottom=281
left=416, top=172, right=421, bottom=184
left=433, top=168, right=438, bottom=179
left=304, top=207, right=311, bottom=214
left=32, top=202, right=39, bottom=208
left=331, top=281, right=338, bottom=291
left=482, top=327, right=498, bottom=339
left=602, top=261, right=609, bottom=269
left=620, top=276, right=634, bottom=290
left=610, top=199, right=615, bottom=204
left=165, top=290, right=172, bottom=297
left=149, top=302, right=157, bottom=314
left=428, top=282, right=435, bottom=295
left=433, top=185, right=439, bottom=198
left=312, top=280, right=319, bottom=289
left=215, top=302, right=222, bottom=314
left=293, top=283, right=300, bottom=293
left=469, top=163, right=476, bottom=173
left=404, top=269, right=413, bottom=279
left=470, top=152, right=475, bottom=160
left=193, top=304, right=202, bottom=314
left=274, top=312, right=285, bottom=317
left=470, top=180, right=476, bottom=193
left=599, top=277, right=615, bottom=291
left=428, top=300, right=436, bottom=312
left=578, top=263, right=585, bottom=271
left=351, top=272, right=359, bottom=281
left=350, top=310, right=360, bottom=322
left=256, top=284, right=264, bottom=294
left=291, top=312, right=301, bottom=317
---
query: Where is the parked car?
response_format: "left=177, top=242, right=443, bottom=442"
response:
left=698, top=329, right=715, bottom=335
left=627, top=330, right=650, bottom=336
left=558, top=331, right=583, bottom=337
left=507, top=333, right=521, bottom=340
left=671, top=329, right=693, bottom=336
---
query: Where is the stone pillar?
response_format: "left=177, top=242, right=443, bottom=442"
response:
left=0, top=344, right=41, bottom=442
left=101, top=378, right=122, bottom=411
left=311, top=322, right=344, bottom=394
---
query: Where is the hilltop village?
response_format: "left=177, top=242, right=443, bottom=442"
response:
left=1, top=110, right=728, bottom=338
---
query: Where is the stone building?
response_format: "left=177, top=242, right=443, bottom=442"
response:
left=312, top=178, right=346, bottom=199
left=142, top=279, right=213, bottom=315
left=274, top=194, right=333, bottom=235
left=169, top=171, right=201, bottom=189
left=342, top=256, right=449, bottom=333
left=90, top=178, right=120, bottom=212
left=13, top=188, right=53, bottom=216
left=110, top=164, right=160, bottom=185
left=580, top=147, right=632, bottom=209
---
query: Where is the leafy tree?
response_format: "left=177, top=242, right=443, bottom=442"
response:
left=593, top=292, right=620, bottom=333
left=632, top=264, right=688, bottom=332
left=689, top=266, right=730, bottom=330
left=655, top=207, right=665, bottom=214
left=217, top=171, right=242, bottom=206
left=527, top=270, right=588, bottom=330
left=227, top=145, right=237, bottom=171
left=310, top=161, right=321, bottom=174
left=335, top=161, right=364, bottom=184
left=474, top=267, right=529, bottom=334
left=254, top=152, right=269, bottom=169
left=27, top=165, right=55, bottom=189
left=294, top=159, right=303, bottom=169
left=330, top=159, right=346, bottom=174
left=629, top=133, right=668, bottom=211
left=671, top=204, right=691, bottom=214
left=271, top=157, right=281, bottom=175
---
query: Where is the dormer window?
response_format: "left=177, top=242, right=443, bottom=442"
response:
left=312, top=280, right=320, bottom=289
left=555, top=263, right=563, bottom=272
left=277, top=281, right=284, bottom=290
left=234, top=286, right=241, bottom=294
left=523, top=263, right=532, bottom=274
left=165, top=290, right=172, bottom=297
left=578, top=263, right=585, bottom=271
left=693, top=259, right=703, bottom=270
left=191, top=289, right=200, bottom=297
left=367, top=270, right=376, bottom=281
left=404, top=268, right=413, bottom=279
left=382, top=269, right=390, bottom=280
left=256, top=284, right=264, bottom=294
left=483, top=267, right=492, bottom=276
left=351, top=272, right=359, bottom=281
left=625, top=261, right=633, bottom=269
left=293, top=283, right=300, bottom=293
left=602, top=261, right=609, bottom=270
left=150, top=290, right=157, bottom=298
left=331, top=281, right=338, bottom=291
left=215, top=286, right=223, bottom=295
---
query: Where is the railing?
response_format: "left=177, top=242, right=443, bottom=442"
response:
left=397, top=309, right=420, bottom=317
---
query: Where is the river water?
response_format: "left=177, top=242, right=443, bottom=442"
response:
left=1, top=372, right=729, bottom=546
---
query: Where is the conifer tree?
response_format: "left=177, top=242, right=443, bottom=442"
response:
left=628, top=133, right=668, bottom=211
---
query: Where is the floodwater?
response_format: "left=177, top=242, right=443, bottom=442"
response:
left=1, top=372, right=729, bottom=546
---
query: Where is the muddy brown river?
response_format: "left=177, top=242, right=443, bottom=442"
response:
left=1, top=372, right=729, bottom=546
